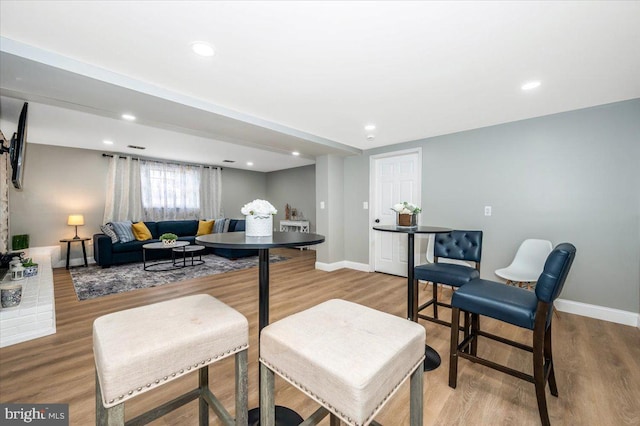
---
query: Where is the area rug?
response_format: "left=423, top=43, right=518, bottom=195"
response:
left=70, top=254, right=288, bottom=301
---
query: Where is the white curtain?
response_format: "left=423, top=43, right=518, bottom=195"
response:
left=103, top=156, right=142, bottom=223
left=103, top=156, right=222, bottom=223
left=200, top=165, right=223, bottom=219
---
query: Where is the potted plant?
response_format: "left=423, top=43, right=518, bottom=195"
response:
left=159, top=233, right=178, bottom=246
left=391, top=202, right=422, bottom=227
left=22, top=258, right=39, bottom=277
left=241, top=199, right=278, bottom=237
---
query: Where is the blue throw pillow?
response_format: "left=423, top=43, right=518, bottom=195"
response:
left=109, top=221, right=135, bottom=243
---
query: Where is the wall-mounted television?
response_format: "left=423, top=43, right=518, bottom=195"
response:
left=8, top=102, right=28, bottom=189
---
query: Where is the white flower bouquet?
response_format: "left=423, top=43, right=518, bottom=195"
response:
left=242, top=199, right=277, bottom=236
left=391, top=202, right=422, bottom=215
left=241, top=199, right=278, bottom=218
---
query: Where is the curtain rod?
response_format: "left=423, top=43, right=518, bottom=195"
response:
left=102, top=153, right=222, bottom=170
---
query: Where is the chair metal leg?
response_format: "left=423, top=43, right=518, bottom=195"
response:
left=409, top=364, right=424, bottom=426
left=260, top=363, right=275, bottom=426
left=449, top=307, right=461, bottom=388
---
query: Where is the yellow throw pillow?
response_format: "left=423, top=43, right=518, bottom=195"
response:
left=132, top=222, right=153, bottom=241
left=196, top=220, right=215, bottom=236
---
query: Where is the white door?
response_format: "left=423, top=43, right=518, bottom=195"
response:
left=371, top=149, right=421, bottom=276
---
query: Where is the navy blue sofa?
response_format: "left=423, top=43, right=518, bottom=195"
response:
left=93, top=219, right=257, bottom=267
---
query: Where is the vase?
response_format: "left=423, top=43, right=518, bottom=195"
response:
left=1, top=283, right=23, bottom=308
left=246, top=215, right=273, bottom=237
left=397, top=213, right=418, bottom=227
left=23, top=265, right=39, bottom=277
left=162, top=239, right=176, bottom=246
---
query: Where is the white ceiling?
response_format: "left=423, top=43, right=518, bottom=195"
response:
left=1, top=1, right=639, bottom=172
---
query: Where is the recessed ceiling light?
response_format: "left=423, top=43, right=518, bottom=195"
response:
left=247, top=161, right=254, bottom=166
left=292, top=151, right=300, bottom=156
left=121, top=113, right=136, bottom=121
left=191, top=41, right=215, bottom=57
left=103, top=140, right=114, bottom=145
left=364, top=124, right=376, bottom=131
left=521, top=81, right=541, bottom=91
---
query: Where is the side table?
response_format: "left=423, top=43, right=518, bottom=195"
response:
left=59, top=237, right=90, bottom=270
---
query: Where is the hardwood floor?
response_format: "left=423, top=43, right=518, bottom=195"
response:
left=1, top=248, right=639, bottom=425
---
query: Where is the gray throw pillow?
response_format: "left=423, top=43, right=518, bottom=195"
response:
left=100, top=224, right=119, bottom=243
left=109, top=221, right=135, bottom=243
left=213, top=218, right=227, bottom=234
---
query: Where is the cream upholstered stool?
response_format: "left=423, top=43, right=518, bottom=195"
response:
left=93, top=294, right=249, bottom=426
left=260, top=299, right=426, bottom=426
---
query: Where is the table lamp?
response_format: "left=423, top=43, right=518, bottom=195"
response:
left=67, top=214, right=85, bottom=239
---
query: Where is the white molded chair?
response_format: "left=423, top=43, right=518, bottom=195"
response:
left=495, top=239, right=553, bottom=289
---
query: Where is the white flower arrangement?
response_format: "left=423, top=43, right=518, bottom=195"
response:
left=391, top=201, right=422, bottom=215
left=241, top=199, right=278, bottom=218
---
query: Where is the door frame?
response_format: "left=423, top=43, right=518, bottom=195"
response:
left=369, top=147, right=422, bottom=272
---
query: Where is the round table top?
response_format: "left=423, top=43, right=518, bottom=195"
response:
left=196, top=231, right=325, bottom=249
left=143, top=241, right=190, bottom=250
left=373, top=225, right=452, bottom=234
left=60, top=237, right=91, bottom=242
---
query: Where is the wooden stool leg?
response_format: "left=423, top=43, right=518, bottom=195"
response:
left=533, top=326, right=551, bottom=426
left=432, top=282, right=439, bottom=319
left=330, top=414, right=341, bottom=425
left=449, top=307, right=461, bottom=388
left=410, top=365, right=424, bottom=426
left=545, top=326, right=558, bottom=397
left=260, top=364, right=275, bottom=426
left=96, top=371, right=124, bottom=426
left=199, top=367, right=209, bottom=426
left=235, top=350, right=249, bottom=426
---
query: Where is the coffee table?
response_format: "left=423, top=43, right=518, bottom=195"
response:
left=142, top=241, right=189, bottom=271
left=173, top=244, right=205, bottom=267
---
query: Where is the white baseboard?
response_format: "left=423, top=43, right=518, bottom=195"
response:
left=555, top=298, right=640, bottom=328
left=54, top=256, right=96, bottom=269
left=315, top=261, right=371, bottom=272
left=315, top=263, right=640, bottom=329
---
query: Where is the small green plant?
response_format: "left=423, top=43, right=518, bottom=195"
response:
left=159, top=233, right=178, bottom=240
left=22, top=258, right=38, bottom=267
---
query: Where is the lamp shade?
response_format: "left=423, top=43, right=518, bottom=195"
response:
left=67, top=214, right=85, bottom=226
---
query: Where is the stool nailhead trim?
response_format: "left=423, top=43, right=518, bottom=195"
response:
left=105, top=343, right=248, bottom=404
left=260, top=356, right=424, bottom=426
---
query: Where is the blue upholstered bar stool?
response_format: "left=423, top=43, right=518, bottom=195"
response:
left=414, top=230, right=483, bottom=326
left=93, top=294, right=249, bottom=426
left=448, top=243, right=576, bottom=426
left=259, top=299, right=426, bottom=426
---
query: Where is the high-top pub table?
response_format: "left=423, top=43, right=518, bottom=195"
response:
left=196, top=231, right=325, bottom=426
left=373, top=224, right=452, bottom=371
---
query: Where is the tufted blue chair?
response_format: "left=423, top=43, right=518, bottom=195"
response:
left=413, top=230, right=483, bottom=327
left=448, top=243, right=576, bottom=426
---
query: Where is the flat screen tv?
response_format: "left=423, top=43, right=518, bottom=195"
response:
left=10, top=102, right=28, bottom=189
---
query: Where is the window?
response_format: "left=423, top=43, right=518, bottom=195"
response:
left=140, top=161, right=201, bottom=219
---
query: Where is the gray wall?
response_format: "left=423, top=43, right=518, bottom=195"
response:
left=221, top=167, right=267, bottom=219
left=7, top=145, right=271, bottom=263
left=266, top=165, right=316, bottom=232
left=8, top=145, right=108, bottom=262
left=344, top=99, right=640, bottom=313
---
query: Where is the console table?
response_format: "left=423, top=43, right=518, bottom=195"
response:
left=279, top=220, right=310, bottom=233
left=0, top=247, right=58, bottom=348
